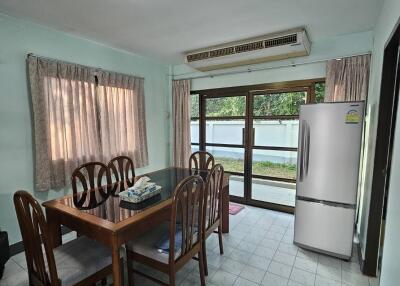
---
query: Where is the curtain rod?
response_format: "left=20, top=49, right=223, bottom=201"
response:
left=172, top=52, right=372, bottom=81
left=27, top=53, right=145, bottom=80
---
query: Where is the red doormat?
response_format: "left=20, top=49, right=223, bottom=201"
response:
left=229, top=203, right=244, bottom=215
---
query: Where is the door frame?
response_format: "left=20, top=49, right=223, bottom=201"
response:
left=190, top=78, right=324, bottom=213
left=362, top=18, right=400, bottom=276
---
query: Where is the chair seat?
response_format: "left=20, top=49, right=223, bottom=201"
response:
left=54, top=236, right=111, bottom=286
left=126, top=223, right=181, bottom=264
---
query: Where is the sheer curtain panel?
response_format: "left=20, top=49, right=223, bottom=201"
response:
left=173, top=80, right=191, bottom=168
left=28, top=55, right=148, bottom=191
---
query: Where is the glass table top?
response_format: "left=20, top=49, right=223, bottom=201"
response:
left=56, top=167, right=209, bottom=223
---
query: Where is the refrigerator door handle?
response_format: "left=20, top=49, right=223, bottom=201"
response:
left=298, top=120, right=306, bottom=182
left=304, top=121, right=310, bottom=177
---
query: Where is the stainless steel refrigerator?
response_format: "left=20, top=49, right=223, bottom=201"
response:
left=294, top=101, right=364, bottom=259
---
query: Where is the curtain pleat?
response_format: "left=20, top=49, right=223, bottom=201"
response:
left=325, top=55, right=371, bottom=102
left=173, top=80, right=191, bottom=168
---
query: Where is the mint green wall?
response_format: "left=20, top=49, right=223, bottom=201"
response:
left=364, top=0, right=400, bottom=283
left=0, top=13, right=171, bottom=244
left=174, top=31, right=374, bottom=255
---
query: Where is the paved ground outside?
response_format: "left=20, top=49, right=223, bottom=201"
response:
left=229, top=177, right=296, bottom=207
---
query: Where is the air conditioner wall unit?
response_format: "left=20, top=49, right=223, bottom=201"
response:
left=185, top=28, right=311, bottom=72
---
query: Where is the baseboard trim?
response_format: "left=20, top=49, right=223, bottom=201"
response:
left=9, top=226, right=71, bottom=256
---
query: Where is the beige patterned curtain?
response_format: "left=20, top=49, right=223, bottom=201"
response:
left=173, top=80, right=191, bottom=168
left=97, top=71, right=148, bottom=166
left=28, top=55, right=148, bottom=191
left=325, top=54, right=371, bottom=102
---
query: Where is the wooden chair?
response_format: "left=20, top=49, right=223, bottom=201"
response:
left=71, top=162, right=111, bottom=209
left=202, top=164, right=225, bottom=275
left=108, top=156, right=135, bottom=196
left=189, top=151, right=215, bottom=171
left=125, top=175, right=206, bottom=286
left=13, top=190, right=115, bottom=286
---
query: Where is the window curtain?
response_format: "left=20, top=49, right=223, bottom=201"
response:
left=28, top=55, right=148, bottom=191
left=96, top=70, right=148, bottom=166
left=172, top=80, right=191, bottom=168
left=325, top=54, right=371, bottom=102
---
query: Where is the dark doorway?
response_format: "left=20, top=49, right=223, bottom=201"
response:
left=363, top=19, right=400, bottom=276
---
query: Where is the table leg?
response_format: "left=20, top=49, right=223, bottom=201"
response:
left=45, top=208, right=62, bottom=248
left=112, top=243, right=122, bottom=286
left=222, top=184, right=230, bottom=233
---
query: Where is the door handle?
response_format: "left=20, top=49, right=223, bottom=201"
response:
left=298, top=121, right=306, bottom=182
left=304, top=122, right=310, bottom=177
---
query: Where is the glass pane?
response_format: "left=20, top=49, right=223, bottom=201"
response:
left=191, top=119, right=199, bottom=143
left=229, top=176, right=245, bottom=198
left=205, top=119, right=244, bottom=145
left=253, top=91, right=306, bottom=116
left=206, top=146, right=244, bottom=174
left=315, top=82, right=325, bottom=103
left=252, top=150, right=297, bottom=180
left=207, top=146, right=245, bottom=198
left=206, top=96, right=246, bottom=117
left=253, top=119, right=299, bottom=147
left=251, top=177, right=296, bottom=207
left=191, top=94, right=199, bottom=117
left=191, top=144, right=199, bottom=153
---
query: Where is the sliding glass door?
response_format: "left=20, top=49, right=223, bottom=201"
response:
left=190, top=80, right=325, bottom=213
left=248, top=89, right=306, bottom=209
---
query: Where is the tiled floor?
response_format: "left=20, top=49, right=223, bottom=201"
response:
left=230, top=178, right=296, bottom=207
left=1, top=205, right=378, bottom=286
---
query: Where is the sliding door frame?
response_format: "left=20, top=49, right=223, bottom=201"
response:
left=191, top=78, right=325, bottom=213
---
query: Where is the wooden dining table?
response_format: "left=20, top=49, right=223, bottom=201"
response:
left=43, top=167, right=230, bottom=286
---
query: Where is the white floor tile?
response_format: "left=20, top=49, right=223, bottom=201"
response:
left=233, top=277, right=259, bottom=286
left=294, top=256, right=318, bottom=273
left=239, top=265, right=266, bottom=284
left=267, top=261, right=292, bottom=278
left=317, top=264, right=342, bottom=281
left=261, top=272, right=289, bottom=286
left=315, top=275, right=342, bottom=286
left=210, top=269, right=238, bottom=286
left=273, top=251, right=296, bottom=266
left=290, top=268, right=316, bottom=286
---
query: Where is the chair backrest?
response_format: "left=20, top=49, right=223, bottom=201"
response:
left=189, top=151, right=215, bottom=171
left=107, top=156, right=135, bottom=195
left=71, top=162, right=111, bottom=209
left=204, top=164, right=224, bottom=233
left=169, top=175, right=204, bottom=264
left=14, top=191, right=59, bottom=286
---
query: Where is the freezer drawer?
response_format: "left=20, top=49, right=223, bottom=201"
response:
left=294, top=199, right=355, bottom=259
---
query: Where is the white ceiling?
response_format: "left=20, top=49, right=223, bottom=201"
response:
left=0, top=0, right=383, bottom=64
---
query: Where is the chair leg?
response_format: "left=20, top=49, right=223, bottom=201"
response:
left=198, top=250, right=206, bottom=286
left=202, top=240, right=208, bottom=276
left=169, top=271, right=176, bottom=286
left=218, top=226, right=224, bottom=255
left=126, top=252, right=134, bottom=286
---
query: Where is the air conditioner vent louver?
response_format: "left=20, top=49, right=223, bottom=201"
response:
left=187, top=51, right=210, bottom=62
left=264, top=34, right=297, bottom=48
left=210, top=47, right=235, bottom=58
left=235, top=41, right=264, bottom=54
left=185, top=28, right=310, bottom=71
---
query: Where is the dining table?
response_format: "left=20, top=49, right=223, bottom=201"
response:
left=43, top=167, right=230, bottom=286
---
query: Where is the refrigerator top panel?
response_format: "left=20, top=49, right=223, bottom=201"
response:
left=296, top=101, right=364, bottom=205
